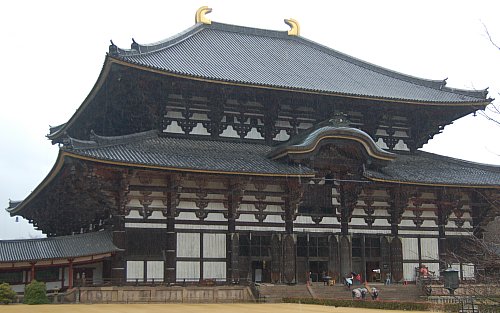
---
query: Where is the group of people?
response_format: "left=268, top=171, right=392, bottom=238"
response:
left=351, top=284, right=379, bottom=300
left=343, top=272, right=379, bottom=301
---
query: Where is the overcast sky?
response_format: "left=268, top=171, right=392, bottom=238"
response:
left=1, top=0, right=499, bottom=240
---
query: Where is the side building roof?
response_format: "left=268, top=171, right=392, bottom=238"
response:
left=0, top=231, right=119, bottom=263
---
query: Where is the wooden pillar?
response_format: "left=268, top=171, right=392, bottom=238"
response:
left=163, top=174, right=182, bottom=284
left=68, top=259, right=74, bottom=289
left=30, top=262, right=36, bottom=281
left=226, top=180, right=243, bottom=283
left=387, top=186, right=410, bottom=236
left=111, top=216, right=126, bottom=283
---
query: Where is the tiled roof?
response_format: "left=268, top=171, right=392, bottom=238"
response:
left=111, top=22, right=489, bottom=104
left=268, top=124, right=395, bottom=161
left=62, top=130, right=500, bottom=186
left=364, top=151, right=500, bottom=187
left=0, top=231, right=119, bottom=262
left=64, top=130, right=314, bottom=176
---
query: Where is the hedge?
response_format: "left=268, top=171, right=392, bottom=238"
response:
left=283, top=297, right=460, bottom=312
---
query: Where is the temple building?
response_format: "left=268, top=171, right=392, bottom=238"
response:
left=2, top=7, right=500, bottom=292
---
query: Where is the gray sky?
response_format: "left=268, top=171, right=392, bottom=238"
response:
left=1, top=0, right=499, bottom=239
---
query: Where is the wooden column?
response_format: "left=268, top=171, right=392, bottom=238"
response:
left=226, top=180, right=244, bottom=283
left=68, top=259, right=74, bottom=289
left=163, top=174, right=182, bottom=284
left=436, top=188, right=461, bottom=270
left=30, top=262, right=36, bottom=282
left=387, top=186, right=410, bottom=236
left=339, top=182, right=361, bottom=236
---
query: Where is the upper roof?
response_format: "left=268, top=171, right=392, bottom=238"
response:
left=0, top=231, right=119, bottom=263
left=110, top=21, right=489, bottom=104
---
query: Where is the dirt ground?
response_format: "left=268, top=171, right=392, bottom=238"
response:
left=0, top=303, right=435, bottom=313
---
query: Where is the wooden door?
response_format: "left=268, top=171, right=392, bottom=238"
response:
left=390, top=237, right=403, bottom=282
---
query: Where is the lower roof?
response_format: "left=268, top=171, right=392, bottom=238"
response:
left=0, top=231, right=119, bottom=263
left=365, top=151, right=500, bottom=187
left=63, top=130, right=500, bottom=188
left=65, top=130, right=314, bottom=177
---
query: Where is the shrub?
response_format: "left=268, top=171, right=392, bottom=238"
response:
left=283, top=297, right=433, bottom=311
left=23, top=280, right=49, bottom=305
left=0, top=283, right=17, bottom=304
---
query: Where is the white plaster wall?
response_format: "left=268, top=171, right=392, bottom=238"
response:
left=372, top=219, right=390, bottom=226
left=63, top=267, right=69, bottom=287
left=427, top=263, right=440, bottom=277
left=350, top=218, right=366, bottom=226
left=177, top=233, right=200, bottom=257
left=92, top=262, right=103, bottom=284
left=203, top=233, right=226, bottom=258
left=237, top=214, right=258, bottom=222
left=10, top=284, right=25, bottom=293
left=190, top=123, right=210, bottom=135
left=176, top=261, right=200, bottom=281
left=462, top=264, right=475, bottom=278
left=402, top=238, right=419, bottom=260
left=177, top=212, right=198, bottom=221
left=125, top=222, right=166, bottom=229
left=274, top=129, right=290, bottom=141
left=176, top=224, right=227, bottom=230
left=320, top=217, right=338, bottom=225
left=403, top=262, right=419, bottom=281
left=125, top=209, right=142, bottom=219
left=205, top=212, right=226, bottom=221
left=295, top=216, right=313, bottom=224
left=221, top=125, right=239, bottom=138
left=236, top=225, right=284, bottom=231
left=203, top=262, right=226, bottom=280
left=400, top=219, right=415, bottom=227
left=263, top=215, right=283, bottom=223
left=126, top=261, right=144, bottom=282
left=421, top=238, right=439, bottom=261
left=150, top=210, right=166, bottom=219
left=45, top=281, right=62, bottom=291
left=245, top=127, right=264, bottom=139
left=165, top=121, right=184, bottom=133
left=147, top=261, right=164, bottom=282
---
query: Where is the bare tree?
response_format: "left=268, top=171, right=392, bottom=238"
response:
left=479, top=23, right=500, bottom=126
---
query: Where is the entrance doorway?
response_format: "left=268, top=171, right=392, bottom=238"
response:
left=309, top=261, right=328, bottom=282
left=252, top=261, right=270, bottom=283
left=366, top=261, right=381, bottom=282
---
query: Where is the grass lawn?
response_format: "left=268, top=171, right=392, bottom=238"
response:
left=0, top=303, right=436, bottom=313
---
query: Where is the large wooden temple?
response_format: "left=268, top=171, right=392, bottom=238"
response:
left=2, top=7, right=500, bottom=292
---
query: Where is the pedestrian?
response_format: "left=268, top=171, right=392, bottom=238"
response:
left=359, top=286, right=368, bottom=300
left=351, top=288, right=362, bottom=300
left=385, top=273, right=391, bottom=285
left=371, top=287, right=379, bottom=300
left=345, top=275, right=353, bottom=289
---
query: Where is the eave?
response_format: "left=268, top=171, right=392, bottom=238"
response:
left=47, top=56, right=491, bottom=143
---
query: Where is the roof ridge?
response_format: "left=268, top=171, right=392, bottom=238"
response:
left=65, top=129, right=159, bottom=150
left=109, top=23, right=205, bottom=56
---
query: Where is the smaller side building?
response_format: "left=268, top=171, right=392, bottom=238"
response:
left=0, top=231, right=119, bottom=292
